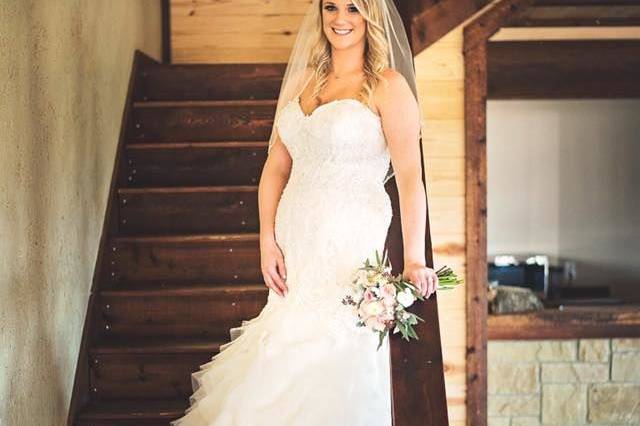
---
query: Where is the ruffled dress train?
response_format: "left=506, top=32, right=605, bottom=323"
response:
left=171, top=97, right=394, bottom=426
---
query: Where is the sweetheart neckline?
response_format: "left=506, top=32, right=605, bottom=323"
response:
left=293, top=96, right=382, bottom=123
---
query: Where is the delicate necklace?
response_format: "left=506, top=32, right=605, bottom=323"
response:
left=314, top=70, right=364, bottom=105
left=330, top=69, right=364, bottom=80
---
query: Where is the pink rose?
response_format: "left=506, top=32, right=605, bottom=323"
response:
left=365, top=315, right=387, bottom=332
left=380, top=283, right=397, bottom=299
left=363, top=300, right=385, bottom=317
left=380, top=310, right=395, bottom=323
left=382, top=296, right=395, bottom=308
left=380, top=284, right=396, bottom=307
left=363, top=288, right=376, bottom=302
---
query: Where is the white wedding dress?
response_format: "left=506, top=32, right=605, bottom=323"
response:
left=171, top=96, right=394, bottom=426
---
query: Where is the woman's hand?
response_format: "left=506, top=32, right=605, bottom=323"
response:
left=260, top=237, right=288, bottom=297
left=402, top=262, right=439, bottom=299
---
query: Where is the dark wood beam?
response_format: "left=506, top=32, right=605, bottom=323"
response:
left=488, top=39, right=640, bottom=99
left=488, top=305, right=640, bottom=340
left=507, top=4, right=640, bottom=26
left=462, top=1, right=536, bottom=425
left=162, top=0, right=171, bottom=64
left=535, top=0, right=640, bottom=5
left=389, top=4, right=448, bottom=425
left=399, top=0, right=492, bottom=55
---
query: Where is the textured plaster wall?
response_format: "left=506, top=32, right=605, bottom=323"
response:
left=0, top=1, right=161, bottom=424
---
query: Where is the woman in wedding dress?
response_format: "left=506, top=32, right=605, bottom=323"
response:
left=171, top=1, right=439, bottom=425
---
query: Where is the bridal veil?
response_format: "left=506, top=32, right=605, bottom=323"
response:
left=267, top=0, right=423, bottom=184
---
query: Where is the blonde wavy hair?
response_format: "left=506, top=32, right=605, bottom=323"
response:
left=304, top=0, right=391, bottom=106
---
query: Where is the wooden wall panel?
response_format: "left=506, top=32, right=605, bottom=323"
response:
left=491, top=26, right=640, bottom=40
left=171, top=0, right=312, bottom=63
left=417, top=28, right=468, bottom=425
left=171, top=1, right=470, bottom=423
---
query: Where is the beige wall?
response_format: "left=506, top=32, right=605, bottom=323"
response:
left=0, top=1, right=161, bottom=424
left=487, top=99, right=640, bottom=301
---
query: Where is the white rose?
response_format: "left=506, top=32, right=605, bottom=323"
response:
left=363, top=300, right=385, bottom=316
left=397, top=288, right=416, bottom=308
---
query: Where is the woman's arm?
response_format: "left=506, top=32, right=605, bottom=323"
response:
left=376, top=69, right=439, bottom=298
left=257, top=132, right=292, bottom=296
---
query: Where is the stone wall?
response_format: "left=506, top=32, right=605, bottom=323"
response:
left=488, top=338, right=640, bottom=425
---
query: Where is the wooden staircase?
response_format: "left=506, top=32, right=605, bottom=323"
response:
left=70, top=52, right=288, bottom=425
left=69, top=1, right=492, bottom=423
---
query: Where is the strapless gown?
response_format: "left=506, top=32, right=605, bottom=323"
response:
left=170, top=96, right=394, bottom=426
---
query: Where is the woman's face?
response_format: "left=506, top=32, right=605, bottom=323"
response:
left=321, top=1, right=367, bottom=50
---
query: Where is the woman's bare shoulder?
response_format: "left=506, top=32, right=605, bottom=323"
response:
left=373, top=68, right=412, bottom=111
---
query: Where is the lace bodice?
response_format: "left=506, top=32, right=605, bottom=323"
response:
left=276, top=97, right=390, bottom=183
left=271, top=97, right=394, bottom=339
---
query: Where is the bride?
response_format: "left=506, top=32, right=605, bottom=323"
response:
left=171, top=1, right=439, bottom=425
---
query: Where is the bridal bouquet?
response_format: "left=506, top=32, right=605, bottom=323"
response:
left=341, top=249, right=464, bottom=350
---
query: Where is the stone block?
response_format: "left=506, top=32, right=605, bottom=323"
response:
left=489, top=394, right=540, bottom=417
left=612, top=338, right=640, bottom=352
left=488, top=339, right=581, bottom=363
left=511, top=417, right=540, bottom=426
left=541, top=383, right=587, bottom=425
left=611, top=352, right=640, bottom=382
left=537, top=340, right=577, bottom=362
left=578, top=338, right=610, bottom=362
left=487, top=416, right=510, bottom=426
left=588, top=383, right=640, bottom=424
left=540, top=362, right=609, bottom=383
left=489, top=362, right=539, bottom=394
left=489, top=341, right=540, bottom=363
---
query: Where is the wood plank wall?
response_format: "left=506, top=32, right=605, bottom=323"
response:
left=171, top=1, right=469, bottom=424
left=171, top=0, right=312, bottom=63
left=416, top=29, right=467, bottom=426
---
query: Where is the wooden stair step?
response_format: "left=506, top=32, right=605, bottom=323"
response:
left=100, top=278, right=261, bottom=290
left=117, top=186, right=258, bottom=235
left=95, top=283, right=268, bottom=339
left=88, top=336, right=228, bottom=400
left=126, top=141, right=268, bottom=148
left=133, top=62, right=285, bottom=102
left=114, top=232, right=259, bottom=243
left=129, top=100, right=276, bottom=143
left=104, top=233, right=262, bottom=283
left=133, top=99, right=277, bottom=108
left=118, top=185, right=258, bottom=194
left=124, top=142, right=267, bottom=187
left=91, top=336, right=225, bottom=355
left=77, top=398, right=186, bottom=423
left=100, top=282, right=267, bottom=297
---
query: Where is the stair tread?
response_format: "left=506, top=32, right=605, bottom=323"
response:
left=117, top=185, right=258, bottom=194
left=112, top=232, right=259, bottom=244
left=126, top=141, right=268, bottom=149
left=77, top=398, right=187, bottom=420
left=91, top=335, right=227, bottom=354
left=133, top=99, right=277, bottom=108
left=100, top=282, right=267, bottom=296
left=142, top=61, right=284, bottom=69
